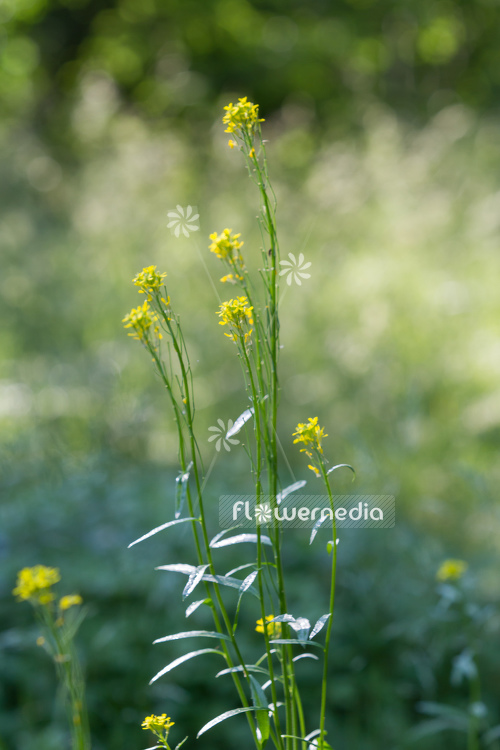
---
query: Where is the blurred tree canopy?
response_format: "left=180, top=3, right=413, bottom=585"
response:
left=2, top=0, right=500, bottom=152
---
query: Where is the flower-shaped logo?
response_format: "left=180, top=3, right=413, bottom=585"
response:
left=279, top=253, right=312, bottom=286
left=255, top=503, right=272, bottom=524
left=208, top=419, right=240, bottom=452
left=167, top=205, right=200, bottom=237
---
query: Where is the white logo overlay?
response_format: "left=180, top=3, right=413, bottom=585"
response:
left=279, top=252, right=312, bottom=286
left=167, top=205, right=200, bottom=237
left=208, top=419, right=240, bottom=452
left=255, top=503, right=272, bottom=524
left=219, top=495, right=396, bottom=529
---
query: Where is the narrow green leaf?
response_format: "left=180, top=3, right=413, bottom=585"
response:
left=250, top=675, right=270, bottom=744
left=309, top=517, right=326, bottom=545
left=150, top=648, right=225, bottom=684
left=276, top=480, right=307, bottom=505
left=174, top=737, right=188, bottom=750
left=128, top=518, right=198, bottom=548
left=153, top=630, right=231, bottom=644
left=310, top=614, right=331, bottom=640
left=326, top=463, right=355, bottom=478
left=225, top=563, right=257, bottom=577
left=233, top=570, right=260, bottom=634
left=156, top=564, right=196, bottom=575
left=216, top=665, right=269, bottom=678
left=185, top=599, right=209, bottom=618
left=289, top=617, right=311, bottom=642
left=269, top=639, right=324, bottom=649
left=211, top=533, right=272, bottom=549
left=197, top=707, right=258, bottom=738
left=226, top=407, right=254, bottom=439
left=293, top=653, right=319, bottom=663
left=183, top=564, right=210, bottom=600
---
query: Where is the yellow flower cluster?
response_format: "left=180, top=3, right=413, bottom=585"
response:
left=223, top=96, right=264, bottom=140
left=60, top=594, right=83, bottom=611
left=217, top=297, right=254, bottom=344
left=142, top=713, right=175, bottom=734
left=13, top=566, right=60, bottom=603
left=256, top=615, right=282, bottom=639
left=133, top=265, right=167, bottom=296
left=209, top=228, right=245, bottom=284
left=436, top=559, right=468, bottom=582
left=293, top=417, right=328, bottom=476
left=123, top=301, right=162, bottom=344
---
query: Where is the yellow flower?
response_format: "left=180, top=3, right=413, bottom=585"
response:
left=256, top=615, right=282, bottom=639
left=436, top=559, right=468, bottom=582
left=142, top=714, right=175, bottom=732
left=223, top=97, right=264, bottom=136
left=13, top=566, right=61, bottom=602
left=60, top=594, right=83, bottom=611
left=123, top=301, right=162, bottom=344
left=209, top=228, right=243, bottom=261
left=133, top=266, right=167, bottom=296
left=228, top=139, right=236, bottom=149
left=249, top=147, right=256, bottom=158
left=293, top=417, right=328, bottom=456
left=217, top=297, right=254, bottom=344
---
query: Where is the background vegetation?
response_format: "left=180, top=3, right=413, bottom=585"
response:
left=1, top=1, right=500, bottom=748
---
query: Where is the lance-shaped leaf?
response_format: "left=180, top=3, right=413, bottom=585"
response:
left=150, top=648, right=225, bottom=684
left=276, top=480, right=307, bottom=505
left=269, top=639, right=324, bottom=650
left=197, top=707, right=259, bottom=738
left=310, top=614, right=331, bottom=640
left=156, top=564, right=196, bottom=575
left=226, top=407, right=254, bottom=439
left=233, top=570, right=259, bottom=633
left=293, top=653, right=319, bottom=663
left=216, top=664, right=269, bottom=678
left=326, top=463, right=355, bottom=478
left=183, top=564, right=210, bottom=600
left=309, top=516, right=328, bottom=545
left=250, top=675, right=270, bottom=744
left=128, top=518, right=198, bottom=548
left=153, top=630, right=231, bottom=644
left=210, top=531, right=272, bottom=549
left=269, top=614, right=296, bottom=623
left=175, top=461, right=192, bottom=518
left=185, top=599, right=209, bottom=618
left=225, top=563, right=257, bottom=577
left=156, top=565, right=259, bottom=597
left=289, top=617, right=311, bottom=642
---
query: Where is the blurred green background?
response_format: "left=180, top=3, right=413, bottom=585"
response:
left=2, top=0, right=500, bottom=748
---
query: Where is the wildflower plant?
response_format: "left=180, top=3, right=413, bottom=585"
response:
left=124, top=97, right=354, bottom=750
left=13, top=566, right=89, bottom=750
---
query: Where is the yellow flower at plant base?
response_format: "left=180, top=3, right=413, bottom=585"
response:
left=256, top=615, right=282, bottom=639
left=13, top=566, right=61, bottom=603
left=436, top=559, right=468, bottom=582
left=133, top=266, right=167, bottom=296
left=59, top=594, right=83, bottom=611
left=222, top=97, right=264, bottom=138
left=217, top=297, right=254, bottom=344
left=123, top=301, right=162, bottom=344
